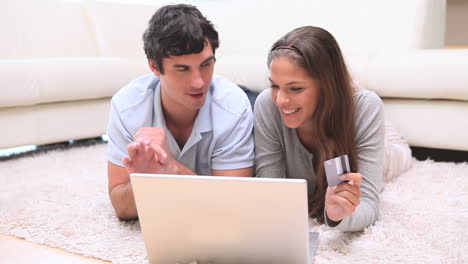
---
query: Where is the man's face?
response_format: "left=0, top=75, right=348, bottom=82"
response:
left=150, top=42, right=215, bottom=113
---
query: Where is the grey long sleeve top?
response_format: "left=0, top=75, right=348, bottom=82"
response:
left=254, top=88, right=385, bottom=232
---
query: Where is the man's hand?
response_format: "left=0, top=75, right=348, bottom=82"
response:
left=111, top=128, right=175, bottom=221
left=325, top=173, right=363, bottom=222
left=122, top=141, right=161, bottom=174
left=122, top=127, right=179, bottom=174
left=135, top=127, right=170, bottom=163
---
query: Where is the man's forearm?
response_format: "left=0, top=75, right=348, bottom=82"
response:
left=171, top=159, right=197, bottom=175
left=108, top=160, right=195, bottom=221
left=109, top=182, right=138, bottom=221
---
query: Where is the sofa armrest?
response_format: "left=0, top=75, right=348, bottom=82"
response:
left=348, top=49, right=468, bottom=101
left=0, top=58, right=149, bottom=108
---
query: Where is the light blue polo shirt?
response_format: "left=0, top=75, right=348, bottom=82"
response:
left=107, top=74, right=254, bottom=175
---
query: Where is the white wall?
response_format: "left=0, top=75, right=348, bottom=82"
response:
left=446, top=0, right=468, bottom=45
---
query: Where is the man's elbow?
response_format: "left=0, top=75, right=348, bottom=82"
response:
left=109, top=187, right=138, bottom=221
left=114, top=206, right=138, bottom=221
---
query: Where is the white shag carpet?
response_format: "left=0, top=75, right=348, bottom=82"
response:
left=0, top=143, right=467, bottom=264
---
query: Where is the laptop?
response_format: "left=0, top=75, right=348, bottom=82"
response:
left=130, top=174, right=319, bottom=264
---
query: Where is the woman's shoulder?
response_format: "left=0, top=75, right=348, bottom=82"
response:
left=255, top=89, right=274, bottom=105
left=352, top=86, right=385, bottom=141
left=253, top=89, right=284, bottom=129
left=353, top=87, right=384, bottom=114
left=254, top=89, right=279, bottom=115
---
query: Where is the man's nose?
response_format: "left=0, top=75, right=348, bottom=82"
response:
left=191, top=70, right=204, bottom=89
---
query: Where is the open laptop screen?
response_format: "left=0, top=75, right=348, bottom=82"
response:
left=131, top=174, right=314, bottom=264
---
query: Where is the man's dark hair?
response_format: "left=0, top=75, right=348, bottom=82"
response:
left=143, top=4, right=219, bottom=74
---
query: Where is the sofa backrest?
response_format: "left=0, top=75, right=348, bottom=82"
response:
left=0, top=0, right=161, bottom=60
left=198, top=0, right=446, bottom=58
left=0, top=0, right=97, bottom=58
left=82, top=1, right=160, bottom=60
left=0, top=0, right=446, bottom=60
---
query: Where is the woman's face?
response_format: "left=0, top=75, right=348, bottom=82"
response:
left=269, top=56, right=320, bottom=129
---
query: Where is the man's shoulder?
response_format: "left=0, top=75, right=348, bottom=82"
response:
left=210, top=75, right=251, bottom=118
left=111, top=74, right=159, bottom=113
left=208, top=76, right=253, bottom=136
left=109, top=74, right=158, bottom=137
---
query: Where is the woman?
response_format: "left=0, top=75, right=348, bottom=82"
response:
left=254, top=26, right=385, bottom=232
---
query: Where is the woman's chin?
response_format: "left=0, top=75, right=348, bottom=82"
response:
left=283, top=120, right=302, bottom=129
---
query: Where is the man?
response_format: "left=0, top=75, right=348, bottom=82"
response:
left=106, top=4, right=254, bottom=220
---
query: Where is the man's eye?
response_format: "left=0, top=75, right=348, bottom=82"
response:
left=201, top=63, right=211, bottom=67
left=270, top=85, right=279, bottom=89
left=177, top=68, right=189, bottom=72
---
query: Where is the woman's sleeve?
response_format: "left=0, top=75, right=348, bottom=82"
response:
left=330, top=91, right=385, bottom=232
left=254, top=90, right=287, bottom=178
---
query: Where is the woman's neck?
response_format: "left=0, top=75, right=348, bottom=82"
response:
left=296, top=123, right=319, bottom=154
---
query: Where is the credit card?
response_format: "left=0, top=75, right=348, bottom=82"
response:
left=324, top=154, right=350, bottom=187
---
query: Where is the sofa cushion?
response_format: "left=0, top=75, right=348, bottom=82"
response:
left=0, top=0, right=97, bottom=58
left=383, top=99, right=468, bottom=151
left=0, top=58, right=149, bottom=108
left=0, top=98, right=110, bottom=148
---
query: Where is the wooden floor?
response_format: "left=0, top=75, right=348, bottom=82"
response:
left=0, top=234, right=110, bottom=264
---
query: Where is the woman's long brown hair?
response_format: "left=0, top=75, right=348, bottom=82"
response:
left=268, top=26, right=358, bottom=223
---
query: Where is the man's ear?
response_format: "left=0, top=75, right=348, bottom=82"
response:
left=148, top=59, right=161, bottom=77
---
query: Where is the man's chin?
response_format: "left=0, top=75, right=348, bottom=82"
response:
left=185, top=99, right=206, bottom=111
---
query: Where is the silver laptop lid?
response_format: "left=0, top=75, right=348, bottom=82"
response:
left=131, top=174, right=311, bottom=264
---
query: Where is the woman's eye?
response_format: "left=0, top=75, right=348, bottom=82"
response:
left=291, top=87, right=303, bottom=92
left=270, top=85, right=279, bottom=89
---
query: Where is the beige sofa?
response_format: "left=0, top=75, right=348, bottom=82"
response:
left=210, top=0, right=468, bottom=151
left=0, top=0, right=153, bottom=148
left=2, top=0, right=467, bottom=151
